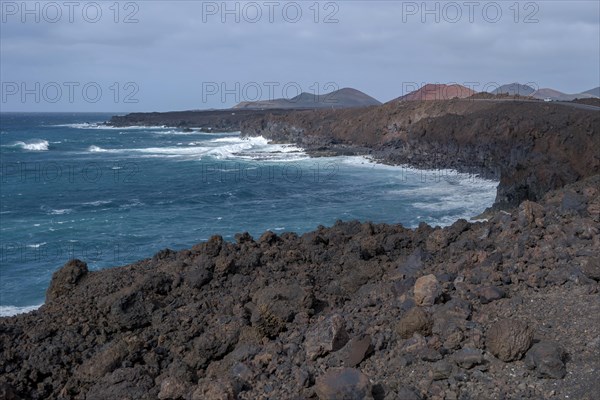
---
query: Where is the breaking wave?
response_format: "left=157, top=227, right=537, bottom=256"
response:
left=5, top=139, right=49, bottom=151
left=0, top=304, right=42, bottom=317
left=84, top=136, right=307, bottom=161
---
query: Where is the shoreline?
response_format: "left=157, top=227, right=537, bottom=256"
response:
left=0, top=143, right=500, bottom=317
left=109, top=99, right=599, bottom=210
left=1, top=101, right=598, bottom=399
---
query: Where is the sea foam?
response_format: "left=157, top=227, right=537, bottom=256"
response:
left=84, top=136, right=307, bottom=161
left=7, top=139, right=50, bottom=151
left=0, top=304, right=42, bottom=317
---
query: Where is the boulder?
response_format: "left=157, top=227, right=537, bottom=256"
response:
left=413, top=274, right=441, bottom=306
left=252, top=283, right=314, bottom=337
left=315, top=368, right=373, bottom=400
left=452, top=348, right=484, bottom=369
left=185, top=266, right=212, bottom=289
left=478, top=286, right=505, bottom=304
left=518, top=200, right=545, bottom=227
left=109, top=289, right=151, bottom=330
left=580, top=256, right=600, bottom=281
left=431, top=360, right=453, bottom=380
left=46, top=259, right=88, bottom=301
left=486, top=319, right=533, bottom=361
left=396, top=307, right=432, bottom=339
left=258, top=231, right=280, bottom=245
left=305, top=314, right=349, bottom=360
left=525, top=341, right=567, bottom=379
left=192, top=235, right=223, bottom=257
left=85, top=367, right=155, bottom=400
left=342, top=334, right=372, bottom=367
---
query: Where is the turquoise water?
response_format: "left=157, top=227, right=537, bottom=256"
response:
left=0, top=113, right=497, bottom=314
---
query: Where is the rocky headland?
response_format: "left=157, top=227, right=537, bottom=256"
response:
left=239, top=99, right=599, bottom=211
left=1, top=99, right=599, bottom=399
left=111, top=97, right=599, bottom=209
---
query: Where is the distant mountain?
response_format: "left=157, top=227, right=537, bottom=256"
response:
left=530, top=88, right=569, bottom=101
left=582, top=87, right=600, bottom=98
left=233, top=88, right=381, bottom=110
left=492, top=83, right=536, bottom=96
left=393, top=84, right=476, bottom=102
left=531, top=88, right=597, bottom=101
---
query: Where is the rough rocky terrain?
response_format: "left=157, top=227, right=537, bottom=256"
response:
left=2, top=100, right=598, bottom=399
left=1, top=174, right=598, bottom=400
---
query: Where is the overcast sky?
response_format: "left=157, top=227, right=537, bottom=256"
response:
left=1, top=0, right=598, bottom=112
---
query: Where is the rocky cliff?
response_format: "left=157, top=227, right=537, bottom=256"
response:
left=239, top=99, right=599, bottom=210
left=111, top=99, right=599, bottom=210
left=109, top=96, right=600, bottom=209
left=108, top=109, right=293, bottom=132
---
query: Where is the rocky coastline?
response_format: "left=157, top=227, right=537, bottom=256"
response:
left=1, top=100, right=599, bottom=399
left=238, top=99, right=598, bottom=210
left=110, top=99, right=599, bottom=210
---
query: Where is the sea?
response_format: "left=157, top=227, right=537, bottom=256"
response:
left=0, top=113, right=498, bottom=316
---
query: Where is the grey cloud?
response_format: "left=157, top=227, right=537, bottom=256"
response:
left=0, top=0, right=598, bottom=111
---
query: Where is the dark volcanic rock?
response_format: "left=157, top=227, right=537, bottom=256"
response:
left=46, top=259, right=88, bottom=301
left=1, top=175, right=599, bottom=399
left=192, top=378, right=240, bottom=400
left=431, top=360, right=454, bottom=380
left=453, top=348, right=484, bottom=369
left=561, top=190, right=587, bottom=214
left=413, top=274, right=442, bottom=306
left=109, top=288, right=152, bottom=330
left=76, top=340, right=130, bottom=380
left=341, top=334, right=373, bottom=367
left=253, top=283, right=313, bottom=323
left=315, top=368, right=373, bottom=400
left=396, top=307, right=432, bottom=339
left=0, top=383, right=20, bottom=400
left=86, top=368, right=156, bottom=400
left=525, top=341, right=567, bottom=379
left=580, top=257, right=600, bottom=281
left=478, top=286, right=506, bottom=304
left=251, top=283, right=313, bottom=338
left=487, top=319, right=534, bottom=361
left=305, top=314, right=349, bottom=360
left=184, top=265, right=212, bottom=289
